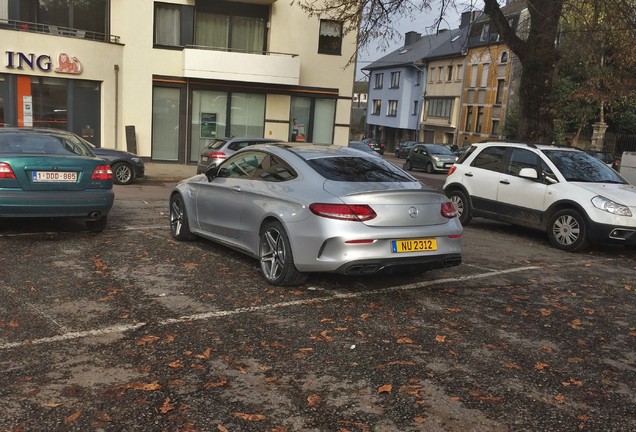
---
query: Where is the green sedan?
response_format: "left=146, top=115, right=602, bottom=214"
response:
left=0, top=128, right=114, bottom=232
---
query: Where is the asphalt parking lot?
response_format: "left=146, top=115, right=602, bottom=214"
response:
left=0, top=174, right=635, bottom=432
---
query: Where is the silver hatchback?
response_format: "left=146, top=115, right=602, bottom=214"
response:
left=171, top=143, right=463, bottom=286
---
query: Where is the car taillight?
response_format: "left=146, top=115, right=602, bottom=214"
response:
left=208, top=151, right=227, bottom=160
left=441, top=202, right=458, bottom=219
left=309, top=203, right=377, bottom=221
left=0, top=162, right=16, bottom=179
left=447, top=165, right=457, bottom=176
left=91, top=165, right=112, bottom=181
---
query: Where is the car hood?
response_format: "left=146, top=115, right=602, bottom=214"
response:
left=576, top=182, right=636, bottom=205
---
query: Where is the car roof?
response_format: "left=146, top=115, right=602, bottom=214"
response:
left=471, top=141, right=583, bottom=152
left=244, top=142, right=377, bottom=160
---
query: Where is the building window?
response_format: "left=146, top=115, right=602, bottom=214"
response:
left=155, top=3, right=181, bottom=46
left=480, top=24, right=490, bottom=42
left=427, top=98, right=453, bottom=119
left=374, top=73, right=384, bottom=89
left=492, top=119, right=500, bottom=135
left=372, top=99, right=381, bottom=115
left=390, top=72, right=400, bottom=89
left=495, top=79, right=505, bottom=104
left=387, top=100, right=398, bottom=116
left=446, top=65, right=453, bottom=82
left=456, top=64, right=463, bottom=81
left=195, top=1, right=268, bottom=53
left=476, top=106, right=484, bottom=133
left=438, top=66, right=443, bottom=82
left=17, top=0, right=108, bottom=35
left=501, top=51, right=509, bottom=63
left=470, top=64, right=478, bottom=87
left=480, top=64, right=489, bottom=88
left=413, top=100, right=418, bottom=115
left=465, top=106, right=473, bottom=132
left=289, top=96, right=336, bottom=144
left=318, top=20, right=343, bottom=55
left=415, top=72, right=421, bottom=86
left=429, top=68, right=435, bottom=83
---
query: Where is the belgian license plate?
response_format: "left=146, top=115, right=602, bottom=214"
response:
left=391, top=238, right=437, bottom=253
left=32, top=171, right=77, bottom=183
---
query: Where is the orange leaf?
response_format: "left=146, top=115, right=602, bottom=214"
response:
left=168, top=360, right=182, bottom=368
left=183, top=262, right=198, bottom=270
left=435, top=335, right=446, bottom=343
left=233, top=412, right=266, bottom=421
left=397, top=337, right=414, bottom=344
left=307, top=394, right=321, bottom=407
left=535, top=362, right=549, bottom=371
left=540, top=309, right=552, bottom=316
left=195, top=348, right=213, bottom=359
left=8, top=319, right=19, bottom=328
left=504, top=362, right=522, bottom=370
left=360, top=313, right=371, bottom=319
left=415, top=417, right=426, bottom=423
left=399, top=385, right=421, bottom=397
left=44, top=402, right=63, bottom=408
left=160, top=397, right=175, bottom=414
left=136, top=335, right=161, bottom=345
left=555, top=394, right=565, bottom=404
left=64, top=411, right=81, bottom=424
left=204, top=378, right=228, bottom=388
left=124, top=381, right=160, bottom=391
left=217, top=425, right=229, bottom=432
left=378, top=384, right=392, bottom=393
left=569, top=319, right=583, bottom=329
left=446, top=307, right=461, bottom=313
left=320, top=330, right=334, bottom=341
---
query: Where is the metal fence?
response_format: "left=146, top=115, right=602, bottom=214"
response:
left=604, top=132, right=636, bottom=157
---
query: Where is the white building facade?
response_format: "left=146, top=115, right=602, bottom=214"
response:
left=0, top=0, right=356, bottom=163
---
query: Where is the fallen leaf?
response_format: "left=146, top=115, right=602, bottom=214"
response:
left=535, top=362, right=549, bottom=371
left=168, top=360, right=182, bottom=368
left=555, top=394, right=565, bottom=404
left=435, top=335, right=446, bottom=343
left=136, top=335, right=161, bottom=345
left=320, top=330, right=334, bottom=341
left=195, top=348, right=213, bottom=359
left=160, top=397, right=175, bottom=414
left=95, top=412, right=112, bottom=422
left=93, top=258, right=108, bottom=271
left=397, top=337, right=414, bottom=344
left=360, top=313, right=371, bottom=319
left=446, top=308, right=461, bottom=313
left=122, top=381, right=160, bottom=391
left=414, top=417, right=426, bottom=424
left=399, top=385, right=421, bottom=397
left=624, top=284, right=633, bottom=291
left=64, top=411, right=81, bottom=424
left=204, top=378, right=228, bottom=389
left=540, top=309, right=552, bottom=316
left=378, top=384, right=392, bottom=394
left=8, top=319, right=19, bottom=328
left=44, top=402, right=63, bottom=408
left=307, top=394, right=320, bottom=407
left=569, top=319, right=583, bottom=329
left=217, top=424, right=229, bottom=432
left=183, top=262, right=198, bottom=270
left=233, top=412, right=266, bottom=421
left=504, top=362, right=522, bottom=370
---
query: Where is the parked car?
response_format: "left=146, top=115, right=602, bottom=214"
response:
left=196, top=137, right=283, bottom=174
left=443, top=141, right=636, bottom=251
left=404, top=143, right=458, bottom=173
left=171, top=143, right=462, bottom=286
left=0, top=127, right=114, bottom=232
left=82, top=139, right=145, bottom=185
left=395, top=141, right=417, bottom=158
left=348, top=140, right=381, bottom=157
left=361, top=138, right=385, bottom=155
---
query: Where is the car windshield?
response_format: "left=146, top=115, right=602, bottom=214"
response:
left=307, top=156, right=413, bottom=182
left=349, top=143, right=375, bottom=154
left=427, top=145, right=454, bottom=155
left=544, top=150, right=626, bottom=183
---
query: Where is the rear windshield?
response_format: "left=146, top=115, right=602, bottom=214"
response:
left=306, top=156, right=413, bottom=182
left=0, top=133, right=93, bottom=156
left=427, top=144, right=454, bottom=155
left=544, top=150, right=625, bottom=183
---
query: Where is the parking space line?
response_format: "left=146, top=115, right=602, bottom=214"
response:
left=0, top=266, right=540, bottom=351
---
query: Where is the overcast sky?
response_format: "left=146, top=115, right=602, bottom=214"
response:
left=354, top=7, right=463, bottom=81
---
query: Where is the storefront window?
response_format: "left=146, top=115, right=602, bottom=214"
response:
left=230, top=93, right=265, bottom=137
left=290, top=96, right=335, bottom=144
left=31, top=76, right=67, bottom=129
left=152, top=87, right=181, bottom=161
left=191, top=90, right=228, bottom=162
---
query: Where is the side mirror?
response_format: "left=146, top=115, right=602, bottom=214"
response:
left=518, top=167, right=538, bottom=179
left=205, top=164, right=219, bottom=182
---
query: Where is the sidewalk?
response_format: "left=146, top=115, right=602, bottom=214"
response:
left=143, top=162, right=197, bottom=181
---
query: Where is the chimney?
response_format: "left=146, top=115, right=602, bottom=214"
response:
left=460, top=11, right=476, bottom=28
left=404, top=31, right=421, bottom=46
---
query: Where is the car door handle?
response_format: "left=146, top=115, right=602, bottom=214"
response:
left=500, top=179, right=510, bottom=185
left=465, top=173, right=473, bottom=177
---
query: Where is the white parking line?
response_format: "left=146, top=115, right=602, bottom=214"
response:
left=0, top=266, right=540, bottom=351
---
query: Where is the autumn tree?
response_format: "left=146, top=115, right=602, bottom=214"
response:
left=293, top=0, right=635, bottom=144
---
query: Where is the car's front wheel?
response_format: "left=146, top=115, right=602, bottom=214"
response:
left=112, top=162, right=134, bottom=185
left=447, top=189, right=472, bottom=225
left=170, top=193, right=195, bottom=241
left=548, top=209, right=589, bottom=252
left=259, top=221, right=307, bottom=286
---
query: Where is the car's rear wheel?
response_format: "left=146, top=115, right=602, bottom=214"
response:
left=548, top=209, right=589, bottom=252
left=86, top=216, right=107, bottom=233
left=259, top=221, right=307, bottom=286
left=170, top=193, right=195, bottom=241
left=112, top=162, right=134, bottom=185
left=425, top=162, right=434, bottom=174
left=447, top=189, right=472, bottom=225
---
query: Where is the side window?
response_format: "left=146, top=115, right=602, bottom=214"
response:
left=217, top=152, right=265, bottom=179
left=507, top=149, right=538, bottom=176
left=471, top=146, right=506, bottom=172
left=253, top=155, right=297, bottom=182
left=318, top=20, right=343, bottom=55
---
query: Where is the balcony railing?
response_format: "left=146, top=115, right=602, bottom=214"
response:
left=0, top=19, right=120, bottom=43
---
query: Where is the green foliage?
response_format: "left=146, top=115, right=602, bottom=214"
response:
left=504, top=105, right=519, bottom=140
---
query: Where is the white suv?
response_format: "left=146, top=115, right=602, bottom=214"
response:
left=443, top=142, right=636, bottom=251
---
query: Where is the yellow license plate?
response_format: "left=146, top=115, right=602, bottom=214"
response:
left=391, top=238, right=437, bottom=253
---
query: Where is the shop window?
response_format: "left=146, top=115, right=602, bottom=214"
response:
left=191, top=90, right=228, bottom=162
left=318, top=20, right=343, bottom=55
left=152, top=87, right=181, bottom=161
left=229, top=93, right=265, bottom=137
left=290, top=96, right=336, bottom=144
